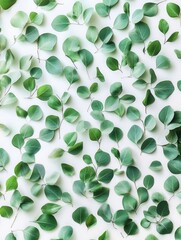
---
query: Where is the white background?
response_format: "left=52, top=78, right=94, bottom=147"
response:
left=1, top=0, right=181, bottom=239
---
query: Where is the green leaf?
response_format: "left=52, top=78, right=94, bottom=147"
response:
left=45, top=115, right=60, bottom=130
left=44, top=185, right=62, bottom=201
left=156, top=218, right=173, bottom=234
left=126, top=166, right=141, bottom=182
left=89, top=128, right=101, bottom=141
left=137, top=187, right=149, bottom=204
left=49, top=148, right=64, bottom=159
left=79, top=49, right=93, bottom=67
left=129, top=22, right=150, bottom=43
left=142, top=90, right=155, bottom=107
left=157, top=201, right=170, bottom=217
left=93, top=187, right=110, bottom=203
left=51, top=15, right=70, bottom=32
left=144, top=115, right=156, bottom=131
left=61, top=163, right=75, bottom=176
left=80, top=166, right=96, bottom=182
left=20, top=55, right=33, bottom=71
left=12, top=134, right=25, bottom=150
left=124, top=221, right=138, bottom=235
left=109, top=127, right=123, bottom=142
left=126, top=106, right=140, bottom=121
left=28, top=105, right=43, bottom=121
left=145, top=234, right=158, bottom=240
left=132, top=9, right=144, bottom=24
left=113, top=210, right=129, bottom=226
left=24, top=139, right=41, bottom=155
left=119, top=38, right=132, bottom=54
left=141, top=138, right=157, bottom=154
left=105, top=96, right=119, bottom=112
left=64, top=108, right=80, bottom=123
left=98, top=231, right=109, bottom=240
left=86, top=214, right=97, bottom=229
left=37, top=84, right=53, bottom=101
left=63, top=36, right=81, bottom=62
left=147, top=40, right=161, bottom=56
left=46, top=56, right=64, bottom=75
left=11, top=11, right=28, bottom=28
left=133, top=62, right=146, bottom=78
left=64, top=66, right=79, bottom=85
left=96, top=67, right=105, bottom=82
left=71, top=1, right=83, bottom=19
left=48, top=95, right=62, bottom=111
left=95, top=3, right=110, bottom=17
left=86, top=26, right=98, bottom=43
left=6, top=176, right=18, bottom=191
left=5, top=233, right=16, bottom=240
left=114, top=180, right=131, bottom=195
left=72, top=207, right=89, bottom=224
left=83, top=8, right=94, bottom=24
left=98, top=203, right=112, bottom=222
left=143, top=175, right=154, bottom=189
left=167, top=32, right=179, bottom=43
left=154, top=81, right=174, bottom=100
left=0, top=206, right=13, bottom=218
left=123, top=195, right=138, bottom=212
left=106, top=57, right=119, bottom=71
left=164, top=176, right=179, bottom=193
left=175, top=227, right=181, bottom=240
left=41, top=203, right=61, bottom=214
left=73, top=180, right=85, bottom=196
left=35, top=214, right=57, bottom=231
left=95, top=149, right=110, bottom=166
left=127, top=125, right=143, bottom=144
left=156, top=55, right=171, bottom=69
left=38, top=33, right=57, bottom=51
left=0, top=148, right=9, bottom=171
left=159, top=19, right=169, bottom=34
left=0, top=0, right=16, bottom=10
left=114, top=13, right=129, bottom=30
left=25, top=26, right=39, bottom=43
left=150, top=161, right=162, bottom=172
left=110, top=82, right=122, bottom=96
left=99, top=27, right=113, bottom=43
left=98, top=169, right=114, bottom=183
left=77, top=86, right=90, bottom=99
left=103, top=0, right=119, bottom=7
left=168, top=160, right=181, bottom=174
left=68, top=142, right=83, bottom=155
left=159, top=106, right=174, bottom=125
left=58, top=226, right=73, bottom=240
left=166, top=3, right=180, bottom=17
left=143, top=3, right=158, bottom=17
left=23, top=226, right=40, bottom=240
left=63, top=132, right=77, bottom=147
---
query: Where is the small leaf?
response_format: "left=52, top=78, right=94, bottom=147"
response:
left=72, top=207, right=89, bottom=224
left=51, top=15, right=70, bottom=32
left=35, top=214, right=57, bottom=231
left=156, top=55, right=171, bottom=69
left=166, top=3, right=180, bottom=17
left=127, top=125, right=143, bottom=144
left=23, top=226, right=40, bottom=240
left=154, top=81, right=174, bottom=100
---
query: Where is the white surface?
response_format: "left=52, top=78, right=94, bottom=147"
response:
left=1, top=0, right=181, bottom=239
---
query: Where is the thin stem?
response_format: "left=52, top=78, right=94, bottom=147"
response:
left=169, top=193, right=175, bottom=202
left=86, top=68, right=91, bottom=80
left=68, top=57, right=77, bottom=69
left=157, top=0, right=167, bottom=5
left=11, top=208, right=20, bottom=229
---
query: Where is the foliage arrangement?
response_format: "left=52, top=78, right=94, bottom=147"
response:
left=1, top=0, right=181, bottom=239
